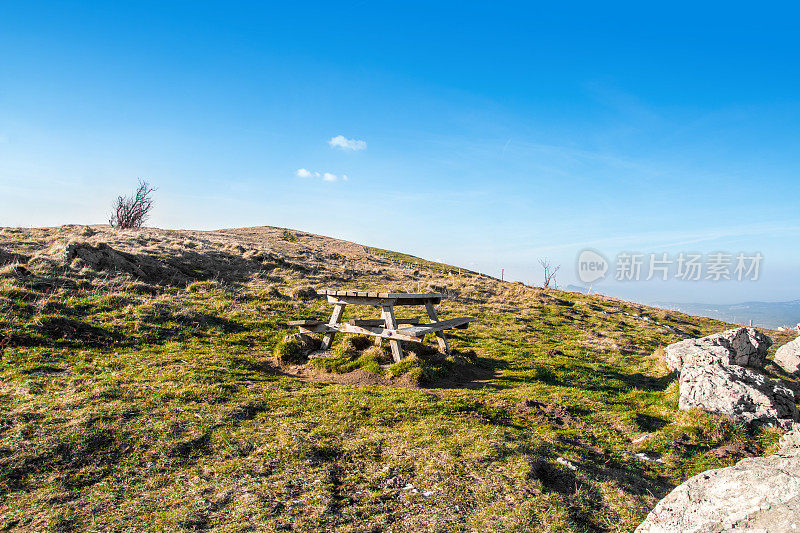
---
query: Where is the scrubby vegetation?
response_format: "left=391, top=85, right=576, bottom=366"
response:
left=0, top=224, right=795, bottom=532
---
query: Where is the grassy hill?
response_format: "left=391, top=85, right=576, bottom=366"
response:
left=0, top=225, right=797, bottom=532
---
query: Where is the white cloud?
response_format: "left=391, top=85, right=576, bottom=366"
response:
left=328, top=135, right=367, bottom=151
left=295, top=168, right=347, bottom=183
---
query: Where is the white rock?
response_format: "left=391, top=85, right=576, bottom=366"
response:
left=628, top=451, right=664, bottom=463
left=679, top=362, right=798, bottom=429
left=664, top=327, right=772, bottom=373
left=557, top=457, right=578, bottom=471
left=775, top=337, right=800, bottom=376
left=636, top=450, right=800, bottom=532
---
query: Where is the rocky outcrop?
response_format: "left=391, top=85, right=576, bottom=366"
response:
left=635, top=450, right=800, bottom=532
left=641, top=331, right=800, bottom=530
left=679, top=362, right=798, bottom=429
left=775, top=337, right=800, bottom=376
left=64, top=241, right=148, bottom=278
left=662, top=328, right=797, bottom=428
left=664, top=327, right=771, bottom=372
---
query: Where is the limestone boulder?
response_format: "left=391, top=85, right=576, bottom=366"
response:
left=679, top=362, right=798, bottom=429
left=635, top=450, right=800, bottom=532
left=775, top=337, right=800, bottom=376
left=664, top=327, right=772, bottom=372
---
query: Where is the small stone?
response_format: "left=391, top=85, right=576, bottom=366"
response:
left=557, top=457, right=578, bottom=471
left=628, top=451, right=664, bottom=463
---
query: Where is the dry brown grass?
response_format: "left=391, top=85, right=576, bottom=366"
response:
left=0, top=224, right=794, bottom=532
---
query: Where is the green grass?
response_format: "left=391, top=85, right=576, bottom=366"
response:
left=281, top=229, right=298, bottom=242
left=365, top=246, right=482, bottom=276
left=0, top=227, right=793, bottom=532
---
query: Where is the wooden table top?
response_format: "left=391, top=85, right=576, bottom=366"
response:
left=317, top=289, right=443, bottom=300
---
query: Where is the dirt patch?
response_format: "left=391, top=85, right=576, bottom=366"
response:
left=517, top=400, right=588, bottom=430
left=707, top=442, right=757, bottom=459
left=277, top=364, right=416, bottom=388
left=273, top=354, right=498, bottom=390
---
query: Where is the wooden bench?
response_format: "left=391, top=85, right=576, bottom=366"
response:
left=286, top=290, right=475, bottom=362
left=396, top=316, right=475, bottom=337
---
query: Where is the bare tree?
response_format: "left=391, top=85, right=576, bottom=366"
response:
left=109, top=180, right=156, bottom=228
left=539, top=258, right=560, bottom=288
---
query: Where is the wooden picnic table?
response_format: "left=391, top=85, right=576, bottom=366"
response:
left=287, top=289, right=475, bottom=363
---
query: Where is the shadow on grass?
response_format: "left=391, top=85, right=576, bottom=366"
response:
left=526, top=443, right=675, bottom=532
left=635, top=413, right=669, bottom=432
left=499, top=364, right=676, bottom=394
left=429, top=355, right=509, bottom=390
left=64, top=242, right=309, bottom=287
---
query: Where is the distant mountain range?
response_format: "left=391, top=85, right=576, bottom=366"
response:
left=560, top=284, right=800, bottom=329
left=653, top=300, right=800, bottom=329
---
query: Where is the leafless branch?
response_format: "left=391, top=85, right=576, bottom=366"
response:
left=109, top=180, right=156, bottom=229
left=539, top=258, right=560, bottom=288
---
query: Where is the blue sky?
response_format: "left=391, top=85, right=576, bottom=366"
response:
left=1, top=1, right=798, bottom=305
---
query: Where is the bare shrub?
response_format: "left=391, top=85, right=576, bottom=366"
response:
left=109, top=180, right=156, bottom=229
left=539, top=258, right=560, bottom=289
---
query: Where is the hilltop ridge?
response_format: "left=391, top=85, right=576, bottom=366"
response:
left=0, top=224, right=797, bottom=532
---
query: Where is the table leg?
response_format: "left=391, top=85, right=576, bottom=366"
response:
left=320, top=303, right=346, bottom=350
left=382, top=305, right=404, bottom=362
left=425, top=300, right=450, bottom=354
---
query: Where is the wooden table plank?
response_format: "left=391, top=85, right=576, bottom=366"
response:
left=320, top=303, right=346, bottom=350
left=318, top=289, right=443, bottom=300
left=382, top=305, right=404, bottom=362
left=287, top=319, right=325, bottom=326
left=334, top=323, right=423, bottom=343
left=425, top=301, right=449, bottom=354
left=397, top=317, right=475, bottom=337
left=348, top=318, right=420, bottom=327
